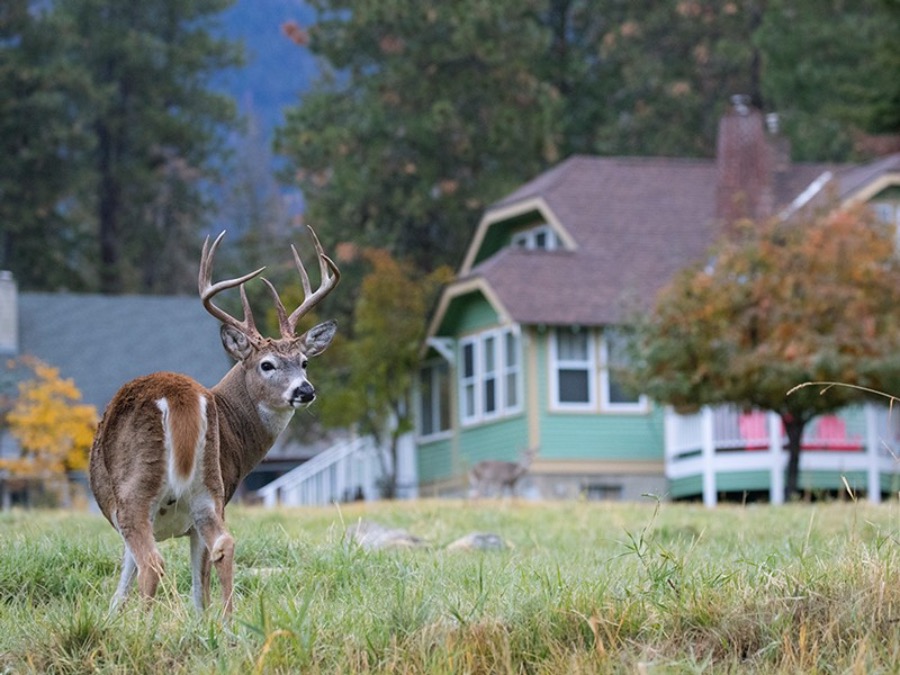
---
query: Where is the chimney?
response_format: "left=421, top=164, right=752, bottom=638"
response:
left=0, top=271, right=18, bottom=355
left=715, top=95, right=776, bottom=223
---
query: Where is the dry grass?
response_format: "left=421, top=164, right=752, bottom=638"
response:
left=1, top=498, right=899, bottom=673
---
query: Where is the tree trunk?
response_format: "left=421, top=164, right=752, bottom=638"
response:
left=96, top=121, right=122, bottom=294
left=782, top=416, right=807, bottom=501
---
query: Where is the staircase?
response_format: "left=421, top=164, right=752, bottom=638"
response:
left=257, top=436, right=384, bottom=507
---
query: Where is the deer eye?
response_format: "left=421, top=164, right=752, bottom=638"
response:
left=301, top=360, right=309, bottom=369
left=260, top=361, right=276, bottom=372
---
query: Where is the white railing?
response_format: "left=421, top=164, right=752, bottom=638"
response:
left=257, top=436, right=384, bottom=507
left=665, top=404, right=900, bottom=507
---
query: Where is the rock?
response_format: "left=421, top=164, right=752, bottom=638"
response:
left=445, top=532, right=507, bottom=551
left=345, top=520, right=426, bottom=551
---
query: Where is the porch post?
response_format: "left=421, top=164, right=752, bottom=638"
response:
left=701, top=407, right=717, bottom=507
left=768, top=412, right=784, bottom=505
left=865, top=404, right=882, bottom=504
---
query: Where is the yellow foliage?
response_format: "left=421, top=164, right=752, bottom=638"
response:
left=2, top=357, right=98, bottom=479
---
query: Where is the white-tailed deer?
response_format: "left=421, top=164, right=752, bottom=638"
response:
left=89, top=227, right=339, bottom=615
left=468, top=447, right=538, bottom=498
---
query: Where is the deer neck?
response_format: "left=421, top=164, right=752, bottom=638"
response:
left=210, top=364, right=295, bottom=500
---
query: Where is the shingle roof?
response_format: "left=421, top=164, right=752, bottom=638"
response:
left=17, top=293, right=230, bottom=411
left=458, top=154, right=853, bottom=327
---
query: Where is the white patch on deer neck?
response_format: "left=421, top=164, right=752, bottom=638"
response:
left=256, top=402, right=295, bottom=437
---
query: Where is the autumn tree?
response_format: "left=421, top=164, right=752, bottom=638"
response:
left=313, top=249, right=452, bottom=497
left=631, top=205, right=900, bottom=500
left=2, top=358, right=98, bottom=507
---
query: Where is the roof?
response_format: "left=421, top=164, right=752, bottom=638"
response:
left=17, top=293, right=231, bottom=411
left=436, top=151, right=890, bottom=331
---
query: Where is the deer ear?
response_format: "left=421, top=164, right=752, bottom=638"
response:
left=300, top=320, right=337, bottom=358
left=220, top=324, right=254, bottom=361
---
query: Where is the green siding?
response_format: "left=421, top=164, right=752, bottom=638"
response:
left=458, top=415, right=529, bottom=468
left=670, top=475, right=702, bottom=499
left=416, top=437, right=453, bottom=484
left=438, top=293, right=499, bottom=336
left=799, top=470, right=866, bottom=493
left=716, top=471, right=770, bottom=492
left=531, top=328, right=665, bottom=462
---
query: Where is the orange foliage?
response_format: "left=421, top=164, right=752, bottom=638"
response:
left=2, top=357, right=98, bottom=479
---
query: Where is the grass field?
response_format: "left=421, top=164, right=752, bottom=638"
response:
left=1, top=498, right=899, bottom=673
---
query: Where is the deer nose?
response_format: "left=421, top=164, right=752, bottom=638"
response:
left=293, top=382, right=315, bottom=403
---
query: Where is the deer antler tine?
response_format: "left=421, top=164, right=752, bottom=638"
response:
left=239, top=284, right=258, bottom=335
left=260, top=278, right=292, bottom=337
left=281, top=225, right=341, bottom=336
left=291, top=244, right=313, bottom=298
left=198, top=231, right=266, bottom=342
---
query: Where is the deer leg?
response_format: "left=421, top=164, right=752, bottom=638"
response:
left=192, top=504, right=235, bottom=614
left=189, top=528, right=212, bottom=611
left=116, top=508, right=165, bottom=602
left=110, top=545, right=137, bottom=611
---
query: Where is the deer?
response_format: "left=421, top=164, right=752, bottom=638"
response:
left=468, top=447, right=538, bottom=498
left=89, top=227, right=339, bottom=615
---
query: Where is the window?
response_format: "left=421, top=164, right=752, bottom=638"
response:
left=459, top=327, right=522, bottom=425
left=600, top=328, right=647, bottom=412
left=551, top=327, right=595, bottom=409
left=511, top=224, right=559, bottom=251
left=418, top=361, right=450, bottom=437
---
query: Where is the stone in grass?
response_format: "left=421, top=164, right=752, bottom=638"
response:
left=345, top=519, right=427, bottom=551
left=446, top=532, right=508, bottom=551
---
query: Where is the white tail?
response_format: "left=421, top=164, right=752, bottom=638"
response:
left=468, top=447, right=538, bottom=498
left=89, top=227, right=339, bottom=615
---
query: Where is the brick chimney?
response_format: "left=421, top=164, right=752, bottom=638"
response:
left=715, top=95, right=778, bottom=223
left=0, top=271, right=18, bottom=355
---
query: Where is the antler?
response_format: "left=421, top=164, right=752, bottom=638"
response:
left=261, top=225, right=341, bottom=338
left=198, top=232, right=266, bottom=342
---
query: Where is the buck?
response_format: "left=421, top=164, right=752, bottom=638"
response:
left=468, top=447, right=538, bottom=498
left=89, top=228, right=339, bottom=615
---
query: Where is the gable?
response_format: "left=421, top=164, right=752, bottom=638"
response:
left=460, top=197, right=576, bottom=274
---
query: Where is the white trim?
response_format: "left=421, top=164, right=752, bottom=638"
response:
left=599, top=331, right=648, bottom=413
left=458, top=326, right=523, bottom=427
left=842, top=172, right=900, bottom=208
left=417, top=358, right=451, bottom=440
left=460, top=197, right=577, bottom=274
left=778, top=171, right=832, bottom=220
left=549, top=327, right=597, bottom=411
left=424, top=277, right=512, bottom=353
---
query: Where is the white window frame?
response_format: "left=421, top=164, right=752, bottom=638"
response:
left=458, top=327, right=522, bottom=426
left=599, top=330, right=648, bottom=413
left=511, top=224, right=559, bottom=251
left=417, top=359, right=451, bottom=439
left=549, top=327, right=596, bottom=411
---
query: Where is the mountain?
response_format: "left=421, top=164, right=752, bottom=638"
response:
left=216, top=0, right=319, bottom=138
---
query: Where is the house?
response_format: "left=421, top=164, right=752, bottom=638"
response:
left=417, top=98, right=900, bottom=502
left=0, top=277, right=323, bottom=503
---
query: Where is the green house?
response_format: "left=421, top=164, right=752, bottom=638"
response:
left=415, top=100, right=900, bottom=501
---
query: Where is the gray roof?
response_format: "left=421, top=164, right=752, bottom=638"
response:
left=17, top=293, right=231, bottom=412
left=459, top=153, right=876, bottom=327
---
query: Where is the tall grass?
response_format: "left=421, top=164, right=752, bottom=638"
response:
left=1, top=499, right=899, bottom=673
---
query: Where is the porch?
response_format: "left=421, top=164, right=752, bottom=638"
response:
left=665, top=405, right=900, bottom=506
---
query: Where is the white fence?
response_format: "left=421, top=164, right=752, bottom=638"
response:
left=256, top=433, right=418, bottom=507
left=665, top=404, right=900, bottom=506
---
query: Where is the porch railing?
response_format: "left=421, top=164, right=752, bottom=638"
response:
left=665, top=404, right=900, bottom=506
left=256, top=436, right=384, bottom=507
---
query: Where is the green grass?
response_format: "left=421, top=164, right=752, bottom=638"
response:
left=1, top=498, right=899, bottom=673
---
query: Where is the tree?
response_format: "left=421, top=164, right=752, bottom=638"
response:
left=313, top=249, right=452, bottom=497
left=631, top=205, right=900, bottom=500
left=276, top=0, right=560, bottom=274
left=2, top=358, right=98, bottom=507
left=0, top=1, right=92, bottom=290
left=756, top=0, right=900, bottom=160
